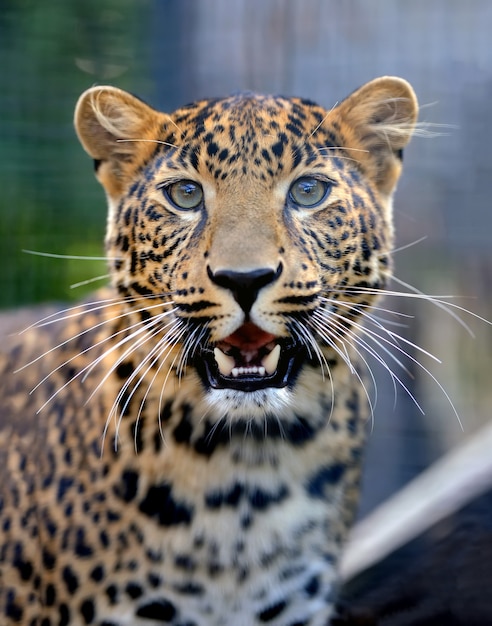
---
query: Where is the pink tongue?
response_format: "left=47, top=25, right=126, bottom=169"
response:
left=223, top=322, right=276, bottom=352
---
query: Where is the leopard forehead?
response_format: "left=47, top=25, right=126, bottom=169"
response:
left=165, top=93, right=327, bottom=173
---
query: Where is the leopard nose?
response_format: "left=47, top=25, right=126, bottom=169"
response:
left=207, top=264, right=283, bottom=313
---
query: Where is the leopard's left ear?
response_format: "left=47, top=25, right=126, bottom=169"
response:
left=334, top=76, right=418, bottom=196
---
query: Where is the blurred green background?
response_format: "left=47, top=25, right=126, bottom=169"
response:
left=1, top=0, right=491, bottom=514
left=1, top=0, right=145, bottom=304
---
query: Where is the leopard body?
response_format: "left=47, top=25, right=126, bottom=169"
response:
left=0, top=77, right=418, bottom=625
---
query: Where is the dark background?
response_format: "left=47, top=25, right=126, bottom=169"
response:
left=1, top=0, right=491, bottom=517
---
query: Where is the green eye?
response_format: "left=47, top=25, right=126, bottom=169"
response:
left=165, top=180, right=203, bottom=210
left=289, top=176, right=331, bottom=208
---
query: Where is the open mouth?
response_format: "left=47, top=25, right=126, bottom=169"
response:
left=194, top=322, right=307, bottom=392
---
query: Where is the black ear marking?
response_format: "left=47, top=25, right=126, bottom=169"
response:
left=93, top=159, right=102, bottom=172
left=395, top=148, right=404, bottom=161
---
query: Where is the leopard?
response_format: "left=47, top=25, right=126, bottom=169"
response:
left=0, top=76, right=418, bottom=625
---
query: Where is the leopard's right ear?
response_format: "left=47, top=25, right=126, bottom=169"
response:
left=74, top=86, right=163, bottom=195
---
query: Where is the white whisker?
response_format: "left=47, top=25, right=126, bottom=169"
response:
left=315, top=149, right=361, bottom=164
left=316, top=146, right=369, bottom=153
left=327, top=300, right=441, bottom=364
left=116, top=138, right=178, bottom=149
left=18, top=296, right=123, bottom=334
left=313, top=308, right=420, bottom=417
left=342, top=279, right=492, bottom=337
left=175, top=324, right=202, bottom=381
left=82, top=312, right=177, bottom=386
left=388, top=236, right=428, bottom=256
left=102, top=318, right=186, bottom=451
left=132, top=320, right=190, bottom=434
left=17, top=300, right=176, bottom=374
left=33, top=312, right=169, bottom=415
left=310, top=311, right=376, bottom=424
left=120, top=331, right=181, bottom=453
left=70, top=274, right=111, bottom=290
left=19, top=292, right=176, bottom=334
left=390, top=275, right=489, bottom=336
left=315, top=295, right=465, bottom=428
left=204, top=415, right=228, bottom=447
left=22, top=249, right=118, bottom=261
left=320, top=295, right=414, bottom=320
left=291, top=319, right=330, bottom=376
left=162, top=113, right=184, bottom=135
left=29, top=313, right=162, bottom=396
left=308, top=102, right=338, bottom=138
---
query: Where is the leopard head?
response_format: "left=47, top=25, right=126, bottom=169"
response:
left=75, top=77, right=417, bottom=417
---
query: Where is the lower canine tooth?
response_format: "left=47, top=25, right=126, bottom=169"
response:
left=262, top=344, right=281, bottom=375
left=214, top=348, right=235, bottom=376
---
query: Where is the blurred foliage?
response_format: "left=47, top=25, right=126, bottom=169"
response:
left=0, top=0, right=149, bottom=307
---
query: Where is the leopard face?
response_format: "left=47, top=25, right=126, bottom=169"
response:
left=76, top=78, right=417, bottom=423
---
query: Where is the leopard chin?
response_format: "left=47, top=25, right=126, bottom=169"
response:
left=202, top=385, right=294, bottom=421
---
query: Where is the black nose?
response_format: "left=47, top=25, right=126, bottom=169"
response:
left=207, top=264, right=283, bottom=313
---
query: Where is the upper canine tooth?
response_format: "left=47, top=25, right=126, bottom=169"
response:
left=261, top=344, right=281, bottom=375
left=214, top=348, right=235, bottom=377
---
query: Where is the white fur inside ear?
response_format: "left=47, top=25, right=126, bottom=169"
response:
left=74, top=86, right=157, bottom=161
left=89, top=89, right=144, bottom=140
left=339, top=77, right=419, bottom=153
left=366, top=97, right=419, bottom=148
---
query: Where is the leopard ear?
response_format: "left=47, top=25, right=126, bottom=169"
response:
left=74, top=86, right=163, bottom=195
left=334, top=76, right=418, bottom=195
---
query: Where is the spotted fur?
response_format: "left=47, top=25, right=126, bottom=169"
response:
left=0, top=77, right=417, bottom=625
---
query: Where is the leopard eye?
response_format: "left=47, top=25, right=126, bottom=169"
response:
left=289, top=176, right=331, bottom=208
left=164, top=180, right=203, bottom=210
